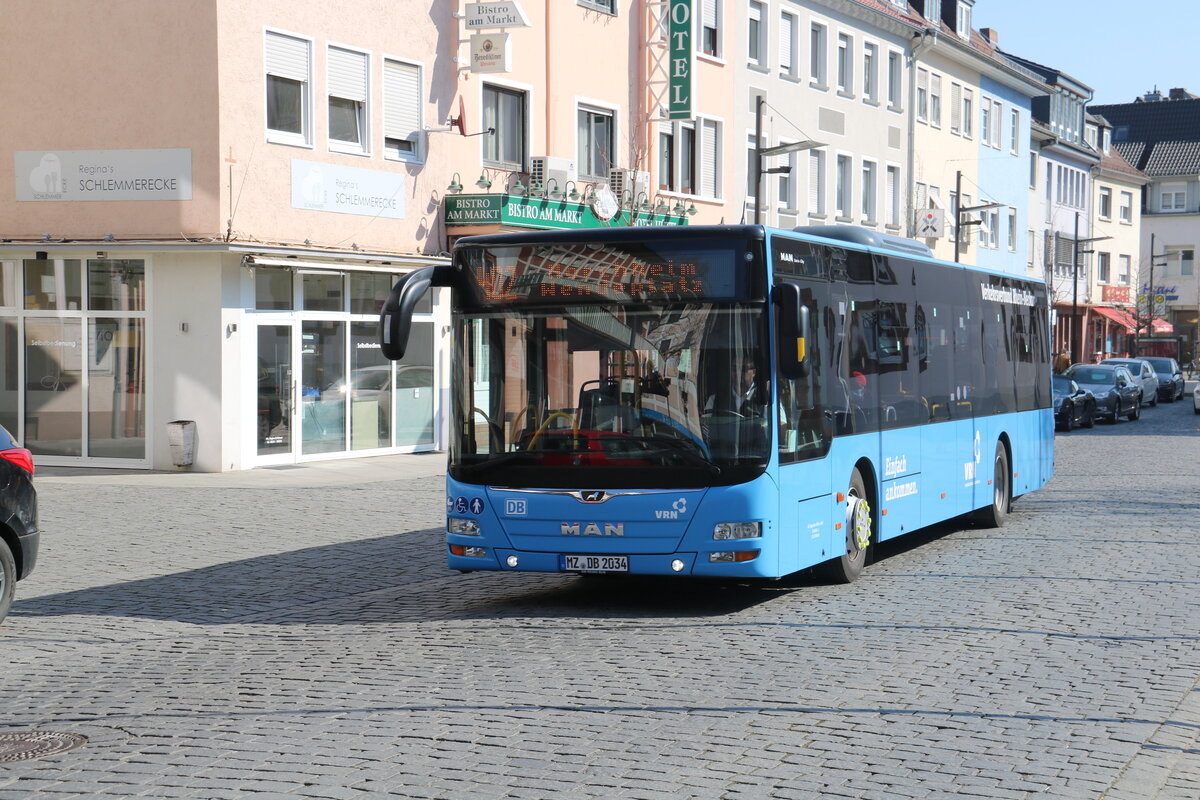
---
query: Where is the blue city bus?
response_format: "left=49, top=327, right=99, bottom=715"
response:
left=381, top=225, right=1053, bottom=582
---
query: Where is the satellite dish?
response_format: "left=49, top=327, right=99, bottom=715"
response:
left=448, top=97, right=467, bottom=136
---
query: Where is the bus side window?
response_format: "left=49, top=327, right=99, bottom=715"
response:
left=778, top=287, right=829, bottom=463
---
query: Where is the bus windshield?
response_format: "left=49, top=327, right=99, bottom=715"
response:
left=450, top=302, right=770, bottom=489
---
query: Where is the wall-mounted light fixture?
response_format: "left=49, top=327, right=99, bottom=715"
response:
left=445, top=173, right=464, bottom=194
left=474, top=170, right=493, bottom=191
left=561, top=180, right=581, bottom=202
left=545, top=178, right=562, bottom=200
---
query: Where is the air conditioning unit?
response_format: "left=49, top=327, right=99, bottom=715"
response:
left=608, top=169, right=651, bottom=200
left=529, top=156, right=577, bottom=192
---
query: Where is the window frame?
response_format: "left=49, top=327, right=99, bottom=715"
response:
left=1119, top=191, right=1133, bottom=223
left=836, top=32, right=853, bottom=96
left=481, top=80, right=530, bottom=171
left=810, top=22, right=828, bottom=88
left=264, top=28, right=314, bottom=148
left=748, top=1, right=766, bottom=68
left=778, top=10, right=798, bottom=79
left=576, top=101, right=619, bottom=182
left=382, top=55, right=423, bottom=163
left=862, top=41, right=879, bottom=104
left=835, top=152, right=853, bottom=220
left=577, top=0, right=617, bottom=13
left=886, top=50, right=903, bottom=111
left=326, top=43, right=371, bottom=156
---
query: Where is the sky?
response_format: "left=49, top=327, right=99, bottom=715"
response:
left=971, top=0, right=1198, bottom=106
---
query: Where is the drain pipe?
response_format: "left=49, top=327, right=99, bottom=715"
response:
left=906, top=28, right=936, bottom=238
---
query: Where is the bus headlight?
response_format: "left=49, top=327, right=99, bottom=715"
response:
left=449, top=544, right=487, bottom=558
left=713, top=522, right=761, bottom=540
left=448, top=518, right=481, bottom=535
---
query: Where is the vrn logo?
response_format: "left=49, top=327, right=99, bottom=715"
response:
left=655, top=498, right=688, bottom=520
left=561, top=522, right=624, bottom=536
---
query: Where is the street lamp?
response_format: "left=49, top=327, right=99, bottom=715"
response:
left=753, top=96, right=824, bottom=225
left=1069, top=209, right=1111, bottom=365
left=952, top=170, right=1003, bottom=263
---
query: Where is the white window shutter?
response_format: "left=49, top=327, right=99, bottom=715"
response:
left=266, top=32, right=309, bottom=82
left=886, top=167, right=897, bottom=225
left=808, top=150, right=822, bottom=212
left=384, top=59, right=421, bottom=142
left=701, top=120, right=718, bottom=197
left=702, top=0, right=717, bottom=28
left=779, top=13, right=793, bottom=72
left=951, top=83, right=962, bottom=132
left=328, top=47, right=367, bottom=102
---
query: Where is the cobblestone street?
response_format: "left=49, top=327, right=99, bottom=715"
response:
left=1, top=398, right=1197, bottom=799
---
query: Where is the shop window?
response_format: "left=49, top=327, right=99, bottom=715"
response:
left=328, top=46, right=369, bottom=153
left=0, top=319, right=17, bottom=435
left=302, top=272, right=344, bottom=312
left=350, top=321, right=392, bottom=450
left=24, top=259, right=82, bottom=311
left=350, top=273, right=393, bottom=315
left=255, top=266, right=293, bottom=311
left=383, top=59, right=422, bottom=161
left=88, top=260, right=145, bottom=312
left=88, top=318, right=146, bottom=459
left=265, top=31, right=311, bottom=145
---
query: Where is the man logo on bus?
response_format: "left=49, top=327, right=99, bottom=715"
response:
left=561, top=522, right=625, bottom=536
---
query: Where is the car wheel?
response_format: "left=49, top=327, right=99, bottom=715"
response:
left=1128, top=399, right=1140, bottom=421
left=822, top=468, right=872, bottom=584
left=1149, top=392, right=1158, bottom=407
left=1062, top=404, right=1074, bottom=432
left=1082, top=403, right=1095, bottom=428
left=972, top=443, right=1010, bottom=529
left=0, top=538, right=15, bottom=625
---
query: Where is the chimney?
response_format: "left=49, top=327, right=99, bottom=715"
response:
left=980, top=28, right=999, bottom=47
left=1143, top=89, right=1163, bottom=103
left=1168, top=87, right=1193, bottom=100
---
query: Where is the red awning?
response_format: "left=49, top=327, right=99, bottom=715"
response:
left=1093, top=306, right=1136, bottom=333
left=1151, top=317, right=1174, bottom=333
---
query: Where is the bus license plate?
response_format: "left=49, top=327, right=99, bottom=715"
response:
left=561, top=555, right=628, bottom=573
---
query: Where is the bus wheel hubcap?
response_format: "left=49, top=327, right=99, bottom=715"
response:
left=848, top=497, right=871, bottom=552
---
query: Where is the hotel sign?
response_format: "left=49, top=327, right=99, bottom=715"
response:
left=446, top=194, right=688, bottom=230
left=465, top=2, right=530, bottom=29
left=16, top=148, right=192, bottom=202
left=668, top=0, right=693, bottom=120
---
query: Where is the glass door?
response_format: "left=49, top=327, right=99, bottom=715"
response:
left=256, top=324, right=294, bottom=457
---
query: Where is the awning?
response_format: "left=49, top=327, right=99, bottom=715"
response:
left=1093, top=306, right=1136, bottom=333
left=1151, top=317, right=1174, bottom=333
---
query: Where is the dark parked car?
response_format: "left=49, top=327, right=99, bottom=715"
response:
left=1100, top=358, right=1159, bottom=406
left=1141, top=356, right=1185, bottom=402
left=0, top=424, right=38, bottom=624
left=1065, top=364, right=1141, bottom=423
left=1051, top=375, right=1095, bottom=431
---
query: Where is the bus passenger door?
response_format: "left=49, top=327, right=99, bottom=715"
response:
left=775, top=280, right=834, bottom=572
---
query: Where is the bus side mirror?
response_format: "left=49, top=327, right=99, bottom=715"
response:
left=379, top=266, right=444, bottom=360
left=773, top=282, right=810, bottom=380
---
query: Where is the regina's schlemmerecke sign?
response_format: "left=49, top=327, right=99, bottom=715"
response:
left=16, top=148, right=193, bottom=202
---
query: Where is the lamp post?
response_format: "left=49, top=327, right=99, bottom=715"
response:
left=753, top=96, right=823, bottom=225
left=952, top=170, right=1003, bottom=263
left=1069, top=210, right=1111, bottom=365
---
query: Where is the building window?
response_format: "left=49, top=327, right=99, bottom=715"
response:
left=950, top=82, right=962, bottom=134
left=1027, top=230, right=1036, bottom=267
left=836, top=33, right=853, bottom=94
left=962, top=88, right=973, bottom=138
left=924, top=0, right=942, bottom=23
left=1098, top=187, right=1112, bottom=219
left=700, top=118, right=722, bottom=198
left=887, top=51, right=902, bottom=110
left=835, top=154, right=852, bottom=218
left=658, top=127, right=675, bottom=191
left=328, top=46, right=369, bottom=152
left=1097, top=252, right=1111, bottom=283
left=885, top=165, right=899, bottom=227
left=779, top=12, right=797, bottom=77
left=1161, top=184, right=1187, bottom=211
left=1118, top=254, right=1131, bottom=283
left=578, top=106, right=615, bottom=181
left=980, top=97, right=992, bottom=147
left=861, top=160, right=877, bottom=222
left=929, top=73, right=942, bottom=128
left=1008, top=208, right=1017, bottom=251
left=746, top=135, right=759, bottom=202
left=701, top=0, right=721, bottom=58
left=956, top=1, right=971, bottom=37
left=578, top=0, right=616, bottom=12
left=778, top=147, right=796, bottom=209
left=482, top=84, right=526, bottom=169
left=1010, top=108, right=1020, bottom=154
left=1119, top=191, right=1133, bottom=222
left=748, top=2, right=765, bottom=66
left=383, top=59, right=422, bottom=161
left=916, top=68, right=928, bottom=123
left=680, top=125, right=697, bottom=194
left=810, top=23, right=827, bottom=86
left=265, top=31, right=311, bottom=144
left=990, top=99, right=1002, bottom=149
left=863, top=43, right=878, bottom=102
left=1182, top=249, right=1196, bottom=276
left=809, top=150, right=826, bottom=215
left=658, top=122, right=697, bottom=194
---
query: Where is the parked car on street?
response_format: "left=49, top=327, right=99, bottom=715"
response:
left=1051, top=375, right=1095, bottom=431
left=1100, top=358, right=1159, bottom=407
left=1065, top=364, right=1141, bottom=423
left=1139, top=357, right=1185, bottom=402
left=0, top=423, right=38, bottom=624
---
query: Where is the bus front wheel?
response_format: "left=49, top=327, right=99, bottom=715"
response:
left=824, top=468, right=872, bottom=583
left=973, top=443, right=1010, bottom=529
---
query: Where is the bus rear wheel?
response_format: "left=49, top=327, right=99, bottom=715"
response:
left=823, top=468, right=872, bottom=583
left=973, top=443, right=1010, bottom=529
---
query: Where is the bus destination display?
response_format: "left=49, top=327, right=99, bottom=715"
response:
left=464, top=243, right=741, bottom=305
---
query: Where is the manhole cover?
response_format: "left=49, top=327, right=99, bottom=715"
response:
left=0, top=731, right=88, bottom=762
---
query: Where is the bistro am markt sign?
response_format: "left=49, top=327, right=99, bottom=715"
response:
left=465, top=2, right=531, bottom=29
left=446, top=194, right=688, bottom=230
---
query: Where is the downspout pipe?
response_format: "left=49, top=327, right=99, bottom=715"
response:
left=906, top=28, right=936, bottom=238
